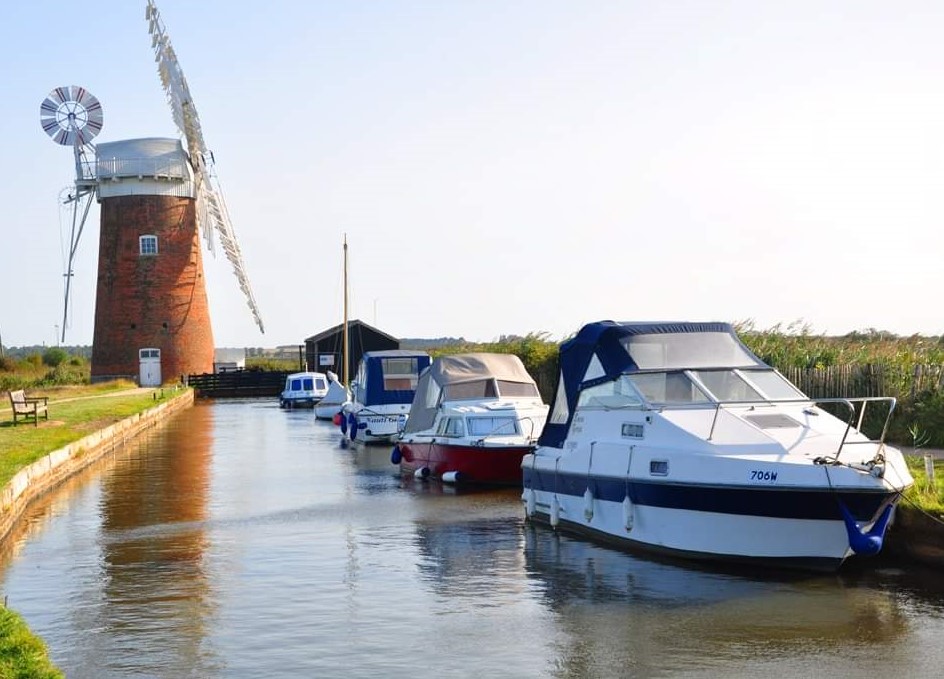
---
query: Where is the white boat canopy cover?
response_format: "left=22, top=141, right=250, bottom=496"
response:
left=539, top=321, right=768, bottom=448
left=403, top=353, right=541, bottom=434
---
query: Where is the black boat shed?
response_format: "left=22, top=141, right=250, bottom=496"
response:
left=304, top=319, right=399, bottom=380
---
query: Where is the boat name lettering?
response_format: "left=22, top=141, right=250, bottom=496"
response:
left=749, top=470, right=778, bottom=482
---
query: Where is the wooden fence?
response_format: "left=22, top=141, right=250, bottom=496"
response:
left=780, top=364, right=944, bottom=400
left=186, top=371, right=290, bottom=398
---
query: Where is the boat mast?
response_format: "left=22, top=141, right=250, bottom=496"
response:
left=342, top=234, right=349, bottom=386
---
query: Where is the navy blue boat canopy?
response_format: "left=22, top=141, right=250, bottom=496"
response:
left=538, top=321, right=768, bottom=448
left=353, top=350, right=432, bottom=407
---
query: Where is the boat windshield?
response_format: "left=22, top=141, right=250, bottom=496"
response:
left=622, top=332, right=762, bottom=370
left=576, top=368, right=808, bottom=408
left=626, top=372, right=712, bottom=404
left=468, top=416, right=519, bottom=436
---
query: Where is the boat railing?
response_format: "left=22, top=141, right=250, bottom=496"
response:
left=698, top=396, right=896, bottom=460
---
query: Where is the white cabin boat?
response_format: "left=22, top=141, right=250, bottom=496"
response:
left=280, top=371, right=329, bottom=409
left=522, top=321, right=914, bottom=571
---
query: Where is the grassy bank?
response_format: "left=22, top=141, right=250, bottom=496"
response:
left=904, top=455, right=944, bottom=516
left=0, top=382, right=171, bottom=488
left=0, top=607, right=62, bottom=679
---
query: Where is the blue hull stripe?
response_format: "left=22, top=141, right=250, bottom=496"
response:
left=522, top=469, right=895, bottom=522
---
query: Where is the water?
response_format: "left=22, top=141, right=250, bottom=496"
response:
left=2, top=399, right=943, bottom=678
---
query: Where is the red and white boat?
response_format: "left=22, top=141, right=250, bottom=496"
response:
left=393, top=353, right=548, bottom=485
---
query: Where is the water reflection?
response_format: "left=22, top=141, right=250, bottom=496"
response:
left=79, top=405, right=217, bottom=678
left=522, top=526, right=912, bottom=677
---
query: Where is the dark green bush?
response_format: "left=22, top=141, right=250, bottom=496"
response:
left=42, top=347, right=68, bottom=367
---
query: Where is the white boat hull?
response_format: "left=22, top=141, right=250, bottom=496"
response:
left=522, top=448, right=912, bottom=570
left=523, top=490, right=860, bottom=570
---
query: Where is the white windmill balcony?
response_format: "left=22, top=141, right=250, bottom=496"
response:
left=96, top=137, right=196, bottom=200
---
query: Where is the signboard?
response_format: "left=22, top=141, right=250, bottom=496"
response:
left=319, top=354, right=336, bottom=366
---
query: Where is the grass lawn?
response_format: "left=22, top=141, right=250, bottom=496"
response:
left=0, top=384, right=179, bottom=488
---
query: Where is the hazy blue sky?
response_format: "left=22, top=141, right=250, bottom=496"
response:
left=2, top=1, right=943, bottom=349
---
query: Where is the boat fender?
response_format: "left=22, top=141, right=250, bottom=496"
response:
left=839, top=501, right=894, bottom=556
left=348, top=413, right=358, bottom=440
left=414, top=466, right=431, bottom=480
left=390, top=445, right=402, bottom=465
left=623, top=495, right=635, bottom=532
left=550, top=495, right=560, bottom=528
left=583, top=488, right=594, bottom=522
left=524, top=488, right=536, bottom=518
left=340, top=413, right=348, bottom=435
left=442, top=471, right=462, bottom=484
left=332, top=412, right=342, bottom=426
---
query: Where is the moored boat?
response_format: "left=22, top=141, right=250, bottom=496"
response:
left=394, top=353, right=549, bottom=485
left=280, top=371, right=329, bottom=409
left=314, top=371, right=351, bottom=420
left=340, top=350, right=431, bottom=443
left=521, top=320, right=914, bottom=571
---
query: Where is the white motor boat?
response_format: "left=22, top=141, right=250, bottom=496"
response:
left=521, top=321, right=914, bottom=571
left=279, top=371, right=329, bottom=409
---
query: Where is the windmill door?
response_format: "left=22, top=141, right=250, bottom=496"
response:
left=139, top=348, right=162, bottom=387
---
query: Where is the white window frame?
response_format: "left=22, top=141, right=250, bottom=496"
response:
left=139, top=234, right=158, bottom=256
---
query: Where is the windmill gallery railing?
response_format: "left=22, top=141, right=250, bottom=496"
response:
left=96, top=156, right=190, bottom=180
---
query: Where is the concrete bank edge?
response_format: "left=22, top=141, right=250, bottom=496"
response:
left=0, top=390, right=195, bottom=546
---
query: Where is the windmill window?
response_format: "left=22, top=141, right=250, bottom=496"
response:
left=140, top=235, right=158, bottom=256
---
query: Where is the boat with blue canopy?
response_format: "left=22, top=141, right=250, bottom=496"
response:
left=521, top=320, right=914, bottom=571
left=340, top=350, right=432, bottom=443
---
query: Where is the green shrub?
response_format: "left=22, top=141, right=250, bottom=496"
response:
left=24, top=354, right=42, bottom=368
left=42, top=347, right=68, bottom=367
left=0, top=356, right=15, bottom=372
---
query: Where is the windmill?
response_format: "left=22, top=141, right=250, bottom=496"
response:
left=39, top=86, right=103, bottom=343
left=39, top=0, right=264, bottom=385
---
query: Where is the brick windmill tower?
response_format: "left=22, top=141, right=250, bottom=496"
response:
left=40, top=1, right=264, bottom=385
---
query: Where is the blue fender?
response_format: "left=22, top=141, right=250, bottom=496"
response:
left=838, top=500, right=894, bottom=556
left=391, top=444, right=403, bottom=465
left=348, top=413, right=358, bottom=440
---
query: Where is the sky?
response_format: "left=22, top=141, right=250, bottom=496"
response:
left=2, top=1, right=944, bottom=350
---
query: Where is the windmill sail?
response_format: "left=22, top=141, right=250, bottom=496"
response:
left=145, top=0, right=265, bottom=334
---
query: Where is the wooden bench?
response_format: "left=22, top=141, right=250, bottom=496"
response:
left=8, top=389, right=49, bottom=426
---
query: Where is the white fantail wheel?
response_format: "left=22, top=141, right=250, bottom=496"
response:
left=40, top=86, right=103, bottom=147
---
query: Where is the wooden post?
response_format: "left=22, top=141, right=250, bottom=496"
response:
left=924, top=453, right=936, bottom=489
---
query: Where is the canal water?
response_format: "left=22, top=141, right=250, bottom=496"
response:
left=2, top=399, right=944, bottom=678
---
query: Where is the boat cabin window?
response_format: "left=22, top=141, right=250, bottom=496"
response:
left=382, top=357, right=421, bottom=391
left=577, top=376, right=644, bottom=409
left=738, top=369, right=807, bottom=400
left=444, top=379, right=497, bottom=401
left=314, top=377, right=327, bottom=391
left=690, top=370, right=762, bottom=403
left=627, top=372, right=711, bottom=404
left=496, top=380, right=540, bottom=398
left=436, top=417, right=465, bottom=437
left=468, top=416, right=519, bottom=437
